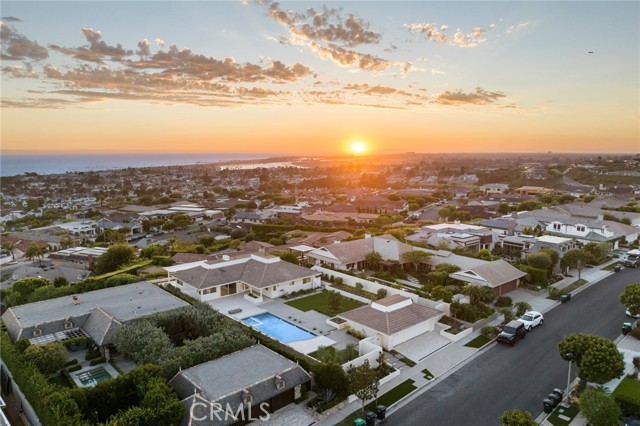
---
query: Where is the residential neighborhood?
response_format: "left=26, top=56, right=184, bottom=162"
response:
left=1, top=152, right=639, bottom=426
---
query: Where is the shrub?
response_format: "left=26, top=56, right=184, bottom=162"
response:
left=67, top=364, right=82, bottom=372
left=481, top=325, right=498, bottom=339
left=64, top=359, right=79, bottom=367
left=24, top=342, right=68, bottom=375
left=615, top=394, right=640, bottom=417
left=89, top=357, right=107, bottom=366
left=495, top=296, right=513, bottom=308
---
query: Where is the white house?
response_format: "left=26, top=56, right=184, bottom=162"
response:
left=337, top=295, right=443, bottom=351
left=164, top=254, right=321, bottom=303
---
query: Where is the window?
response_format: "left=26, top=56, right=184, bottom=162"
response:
left=64, top=320, right=73, bottom=329
left=220, top=283, right=237, bottom=296
left=175, top=280, right=183, bottom=286
left=33, top=328, right=42, bottom=337
left=290, top=281, right=295, bottom=286
left=576, top=226, right=585, bottom=232
left=553, top=223, right=561, bottom=231
left=200, top=287, right=217, bottom=295
left=303, top=277, right=311, bottom=284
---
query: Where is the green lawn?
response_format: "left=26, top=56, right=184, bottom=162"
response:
left=547, top=404, right=578, bottom=426
left=285, top=291, right=364, bottom=316
left=613, top=376, right=640, bottom=399
left=464, top=335, right=492, bottom=348
left=421, top=368, right=434, bottom=379
left=603, top=261, right=623, bottom=271
left=337, top=379, right=417, bottom=426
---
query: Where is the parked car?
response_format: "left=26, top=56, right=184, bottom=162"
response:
left=626, top=309, right=640, bottom=319
left=518, top=311, right=544, bottom=331
left=497, top=320, right=527, bottom=346
left=623, top=252, right=640, bottom=268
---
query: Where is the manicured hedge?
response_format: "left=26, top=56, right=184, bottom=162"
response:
left=0, top=329, right=84, bottom=426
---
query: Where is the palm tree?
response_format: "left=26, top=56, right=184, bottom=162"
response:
left=1, top=239, right=16, bottom=260
left=25, top=242, right=46, bottom=267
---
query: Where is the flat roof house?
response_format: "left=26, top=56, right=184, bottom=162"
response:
left=165, top=254, right=321, bottom=303
left=169, top=344, right=311, bottom=426
left=1, top=281, right=189, bottom=358
left=337, top=295, right=443, bottom=350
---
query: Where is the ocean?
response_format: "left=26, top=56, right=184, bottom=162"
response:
left=0, top=152, right=272, bottom=177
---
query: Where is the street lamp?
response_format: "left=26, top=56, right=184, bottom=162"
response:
left=563, top=352, right=573, bottom=407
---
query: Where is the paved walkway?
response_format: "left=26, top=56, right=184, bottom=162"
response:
left=321, top=260, right=640, bottom=426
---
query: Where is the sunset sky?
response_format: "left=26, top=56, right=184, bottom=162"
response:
left=1, top=1, right=638, bottom=156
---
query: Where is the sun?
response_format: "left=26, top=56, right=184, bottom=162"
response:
left=348, top=140, right=369, bottom=155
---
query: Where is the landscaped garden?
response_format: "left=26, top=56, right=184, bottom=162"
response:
left=285, top=290, right=364, bottom=316
left=337, top=379, right=417, bottom=426
left=547, top=404, right=579, bottom=426
left=464, top=334, right=492, bottom=348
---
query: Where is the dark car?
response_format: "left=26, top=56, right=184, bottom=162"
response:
left=497, top=320, right=527, bottom=346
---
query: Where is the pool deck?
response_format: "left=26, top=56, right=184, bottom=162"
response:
left=208, top=292, right=359, bottom=354
left=70, top=363, right=119, bottom=388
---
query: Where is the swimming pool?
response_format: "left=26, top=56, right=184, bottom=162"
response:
left=76, top=366, right=114, bottom=387
left=243, top=313, right=315, bottom=343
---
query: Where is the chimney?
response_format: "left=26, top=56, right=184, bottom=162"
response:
left=72, top=295, right=79, bottom=305
left=222, top=255, right=230, bottom=261
left=364, top=233, right=371, bottom=239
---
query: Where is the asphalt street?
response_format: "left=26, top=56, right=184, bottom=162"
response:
left=390, top=267, right=639, bottom=426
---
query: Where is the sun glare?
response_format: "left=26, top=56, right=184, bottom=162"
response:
left=349, top=140, right=368, bottom=155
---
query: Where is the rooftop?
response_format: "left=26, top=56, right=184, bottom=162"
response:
left=4, top=281, right=189, bottom=329
left=169, top=344, right=311, bottom=402
left=339, top=300, right=441, bottom=335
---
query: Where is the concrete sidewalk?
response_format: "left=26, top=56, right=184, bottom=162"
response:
left=318, top=261, right=624, bottom=425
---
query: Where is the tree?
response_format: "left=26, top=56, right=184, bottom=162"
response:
left=620, top=283, right=640, bottom=316
left=462, top=284, right=495, bottom=305
left=579, top=387, right=621, bottom=426
left=560, top=249, right=592, bottom=279
left=1, top=239, right=16, bottom=260
left=538, top=248, right=559, bottom=272
left=93, top=243, right=136, bottom=275
left=312, top=362, right=349, bottom=397
left=514, top=301, right=532, bottom=317
left=25, top=242, right=47, bottom=266
left=348, top=360, right=379, bottom=414
left=365, top=251, right=383, bottom=270
left=583, top=242, right=610, bottom=264
left=24, top=342, right=68, bottom=375
left=557, top=334, right=625, bottom=392
left=499, top=409, right=537, bottom=426
left=401, top=250, right=432, bottom=271
left=497, top=202, right=510, bottom=215
left=477, top=249, right=493, bottom=261
left=527, top=252, right=552, bottom=272
left=500, top=307, right=515, bottom=323
left=328, top=291, right=342, bottom=315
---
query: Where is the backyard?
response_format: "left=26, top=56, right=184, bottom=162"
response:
left=285, top=290, right=364, bottom=316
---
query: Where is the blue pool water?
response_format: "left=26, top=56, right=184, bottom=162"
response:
left=243, top=313, right=315, bottom=343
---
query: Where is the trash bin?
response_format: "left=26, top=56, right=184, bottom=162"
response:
left=551, top=388, right=564, bottom=399
left=376, top=405, right=387, bottom=420
left=547, top=393, right=561, bottom=406
left=623, top=322, right=633, bottom=335
left=354, top=418, right=366, bottom=426
left=615, top=265, right=621, bottom=272
left=543, top=398, right=555, bottom=414
left=561, top=293, right=571, bottom=303
left=365, top=411, right=377, bottom=426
